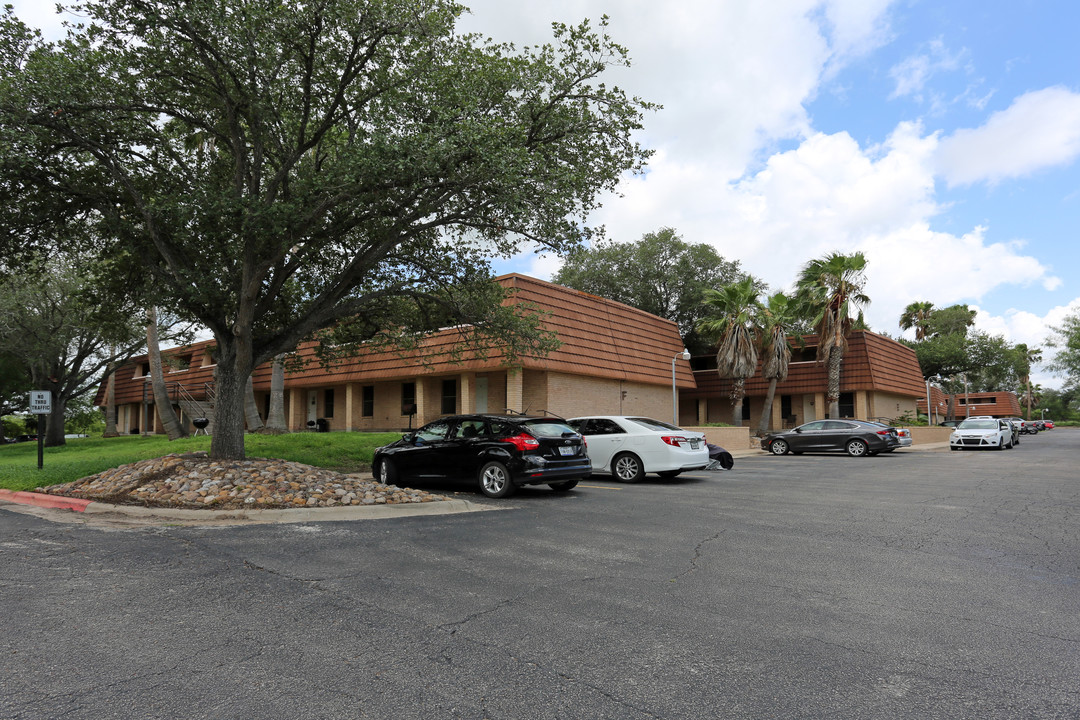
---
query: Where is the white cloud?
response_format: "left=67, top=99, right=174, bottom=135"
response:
left=973, top=298, right=1080, bottom=388
left=590, top=120, right=1059, bottom=337
left=937, top=86, right=1080, bottom=186
left=888, top=38, right=967, bottom=101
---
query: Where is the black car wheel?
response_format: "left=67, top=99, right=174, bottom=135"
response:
left=996, top=438, right=1005, bottom=450
left=846, top=439, right=869, bottom=457
left=769, top=439, right=789, bottom=455
left=548, top=479, right=579, bottom=492
left=478, top=461, right=516, bottom=498
left=612, top=452, right=644, bottom=483
left=375, top=457, right=398, bottom=485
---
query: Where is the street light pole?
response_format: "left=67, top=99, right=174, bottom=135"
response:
left=672, top=349, right=691, bottom=425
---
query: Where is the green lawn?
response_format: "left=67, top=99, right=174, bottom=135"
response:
left=0, top=432, right=401, bottom=492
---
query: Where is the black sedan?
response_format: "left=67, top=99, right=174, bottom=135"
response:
left=761, top=419, right=901, bottom=457
left=372, top=414, right=592, bottom=498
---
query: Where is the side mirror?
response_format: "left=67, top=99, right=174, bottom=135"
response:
left=403, top=432, right=416, bottom=443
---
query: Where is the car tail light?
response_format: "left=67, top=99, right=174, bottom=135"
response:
left=500, top=432, right=540, bottom=451
left=661, top=435, right=688, bottom=446
left=876, top=430, right=890, bottom=436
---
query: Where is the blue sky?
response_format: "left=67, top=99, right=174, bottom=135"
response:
left=12, top=0, right=1080, bottom=388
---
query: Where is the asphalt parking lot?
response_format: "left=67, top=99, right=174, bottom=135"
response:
left=2, top=430, right=1078, bottom=719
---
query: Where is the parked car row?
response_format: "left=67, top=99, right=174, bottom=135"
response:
left=371, top=411, right=1056, bottom=499
left=1, top=434, right=38, bottom=444
left=372, top=413, right=714, bottom=498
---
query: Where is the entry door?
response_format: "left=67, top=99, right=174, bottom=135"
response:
left=307, top=390, right=318, bottom=424
left=475, top=377, right=488, bottom=413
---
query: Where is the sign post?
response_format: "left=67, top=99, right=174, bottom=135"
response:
left=29, top=391, right=51, bottom=470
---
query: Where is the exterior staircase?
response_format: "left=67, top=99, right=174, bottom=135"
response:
left=172, top=381, right=216, bottom=435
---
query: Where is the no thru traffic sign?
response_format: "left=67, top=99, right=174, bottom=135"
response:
left=30, top=391, right=51, bottom=414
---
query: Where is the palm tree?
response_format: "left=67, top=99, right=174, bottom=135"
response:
left=244, top=375, right=265, bottom=431
left=756, top=292, right=797, bottom=434
left=102, top=353, right=120, bottom=438
left=146, top=307, right=188, bottom=440
left=698, top=277, right=761, bottom=426
left=899, top=301, right=935, bottom=340
left=795, top=252, right=870, bottom=420
left=264, top=354, right=289, bottom=432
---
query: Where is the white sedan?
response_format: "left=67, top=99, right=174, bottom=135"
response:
left=567, top=416, right=710, bottom=482
left=949, top=418, right=1014, bottom=451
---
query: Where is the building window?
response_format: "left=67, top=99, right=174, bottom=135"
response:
left=441, top=379, right=457, bottom=415
left=838, top=392, right=855, bottom=418
left=324, top=389, right=335, bottom=418
left=780, top=395, right=792, bottom=420
left=362, top=385, right=374, bottom=417
left=401, top=382, right=416, bottom=415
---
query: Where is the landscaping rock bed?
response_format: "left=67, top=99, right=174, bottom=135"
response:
left=37, top=452, right=448, bottom=509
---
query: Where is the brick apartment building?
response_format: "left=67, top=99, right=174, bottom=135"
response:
left=97, top=276, right=933, bottom=435
left=919, top=390, right=1023, bottom=421
left=95, top=274, right=698, bottom=434
left=681, top=330, right=928, bottom=428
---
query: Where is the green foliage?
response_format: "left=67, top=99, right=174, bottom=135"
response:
left=1, top=1, right=655, bottom=459
left=892, top=411, right=928, bottom=426
left=899, top=301, right=935, bottom=340
left=923, top=304, right=977, bottom=338
left=64, top=398, right=105, bottom=436
left=793, top=251, right=869, bottom=360
left=1046, top=311, right=1080, bottom=389
left=2, top=415, right=27, bottom=437
left=698, top=277, right=761, bottom=381
left=0, top=251, right=147, bottom=445
left=553, top=227, right=751, bottom=354
left=0, top=432, right=401, bottom=491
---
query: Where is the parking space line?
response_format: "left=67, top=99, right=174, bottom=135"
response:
left=579, top=484, right=624, bottom=490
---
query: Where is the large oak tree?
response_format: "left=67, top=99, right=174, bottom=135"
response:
left=0, top=1, right=654, bottom=459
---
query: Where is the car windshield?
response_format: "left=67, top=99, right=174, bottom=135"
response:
left=627, top=417, right=682, bottom=431
left=958, top=420, right=997, bottom=430
left=520, top=419, right=578, bottom=438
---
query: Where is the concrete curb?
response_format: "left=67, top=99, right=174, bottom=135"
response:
left=0, top=489, right=94, bottom=512
left=0, top=489, right=486, bottom=524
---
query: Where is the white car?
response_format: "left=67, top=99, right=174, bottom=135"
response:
left=567, top=416, right=710, bottom=482
left=949, top=418, right=1013, bottom=451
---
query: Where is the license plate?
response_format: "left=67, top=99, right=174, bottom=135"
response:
left=558, top=446, right=576, bottom=456
left=690, top=440, right=700, bottom=450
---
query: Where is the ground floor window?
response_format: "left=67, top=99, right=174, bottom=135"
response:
left=839, top=392, right=855, bottom=418
left=362, top=385, right=374, bottom=417
left=324, top=389, right=335, bottom=418
left=441, top=378, right=457, bottom=415
left=401, top=382, right=416, bottom=415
